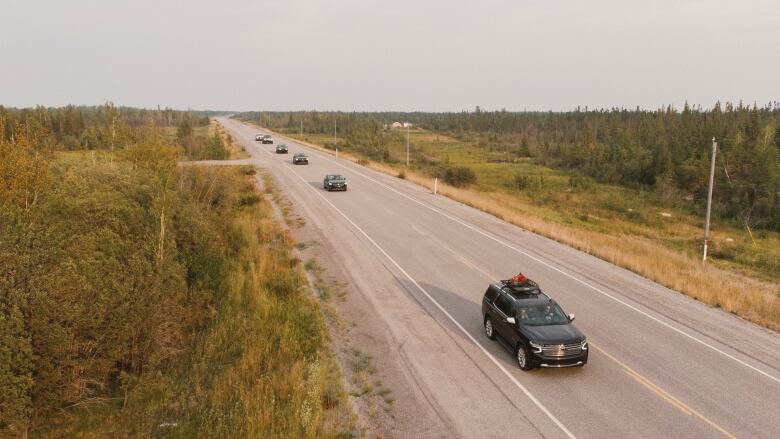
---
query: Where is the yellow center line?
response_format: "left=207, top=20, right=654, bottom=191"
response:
left=438, top=242, right=498, bottom=281
left=430, top=239, right=737, bottom=438
left=592, top=343, right=737, bottom=439
left=622, top=369, right=692, bottom=415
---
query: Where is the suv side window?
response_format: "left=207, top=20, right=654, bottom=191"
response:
left=494, top=293, right=513, bottom=316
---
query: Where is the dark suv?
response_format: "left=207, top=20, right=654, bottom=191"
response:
left=276, top=144, right=288, bottom=154
left=293, top=152, right=308, bottom=164
left=262, top=135, right=274, bottom=144
left=323, top=174, right=347, bottom=191
left=482, top=275, right=587, bottom=370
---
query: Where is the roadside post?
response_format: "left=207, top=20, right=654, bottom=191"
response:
left=703, top=137, right=717, bottom=264
left=406, top=124, right=410, bottom=167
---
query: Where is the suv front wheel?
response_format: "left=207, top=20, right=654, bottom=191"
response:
left=516, top=343, right=533, bottom=371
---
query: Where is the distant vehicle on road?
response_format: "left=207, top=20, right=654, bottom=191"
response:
left=262, top=135, right=274, bottom=144
left=255, top=134, right=263, bottom=141
left=482, top=273, right=587, bottom=370
left=323, top=174, right=347, bottom=191
left=293, top=152, right=308, bottom=164
left=276, top=144, right=288, bottom=154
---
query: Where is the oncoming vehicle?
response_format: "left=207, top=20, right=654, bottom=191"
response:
left=262, top=135, right=274, bottom=144
left=323, top=174, right=347, bottom=191
left=255, top=134, right=264, bottom=141
left=293, top=152, right=308, bottom=164
left=276, top=144, right=288, bottom=154
left=482, top=273, right=588, bottom=370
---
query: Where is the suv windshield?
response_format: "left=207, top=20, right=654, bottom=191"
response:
left=329, top=175, right=345, bottom=180
left=517, top=303, right=568, bottom=326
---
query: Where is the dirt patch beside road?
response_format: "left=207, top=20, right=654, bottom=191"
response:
left=258, top=171, right=453, bottom=438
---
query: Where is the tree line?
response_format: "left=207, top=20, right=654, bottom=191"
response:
left=238, top=103, right=780, bottom=231
left=0, top=104, right=229, bottom=160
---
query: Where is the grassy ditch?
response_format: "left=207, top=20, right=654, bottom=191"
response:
left=255, top=125, right=780, bottom=331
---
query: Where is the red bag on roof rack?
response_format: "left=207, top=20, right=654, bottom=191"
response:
left=500, top=273, right=540, bottom=294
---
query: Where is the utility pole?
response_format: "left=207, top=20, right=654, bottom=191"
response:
left=300, top=119, right=303, bottom=137
left=406, top=124, right=410, bottom=167
left=334, top=118, right=337, bottom=157
left=703, top=137, right=717, bottom=264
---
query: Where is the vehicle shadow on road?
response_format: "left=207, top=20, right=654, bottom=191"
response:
left=399, top=279, right=586, bottom=376
left=307, top=181, right=328, bottom=191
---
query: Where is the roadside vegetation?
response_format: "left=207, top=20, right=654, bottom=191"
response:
left=0, top=107, right=353, bottom=437
left=237, top=107, right=780, bottom=330
left=169, top=117, right=247, bottom=161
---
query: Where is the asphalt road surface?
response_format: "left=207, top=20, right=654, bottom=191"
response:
left=219, top=117, right=780, bottom=439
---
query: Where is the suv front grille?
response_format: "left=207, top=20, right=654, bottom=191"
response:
left=540, top=343, right=582, bottom=358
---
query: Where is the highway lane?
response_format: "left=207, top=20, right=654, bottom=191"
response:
left=219, top=117, right=780, bottom=438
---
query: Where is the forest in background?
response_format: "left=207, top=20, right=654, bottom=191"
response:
left=239, top=102, right=780, bottom=232
left=0, top=105, right=231, bottom=161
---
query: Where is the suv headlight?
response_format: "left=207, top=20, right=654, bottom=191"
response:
left=529, top=341, right=543, bottom=354
left=581, top=339, right=588, bottom=351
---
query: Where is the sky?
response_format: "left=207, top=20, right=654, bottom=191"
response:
left=1, top=0, right=779, bottom=112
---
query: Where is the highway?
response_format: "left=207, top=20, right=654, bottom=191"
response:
left=219, top=117, right=780, bottom=438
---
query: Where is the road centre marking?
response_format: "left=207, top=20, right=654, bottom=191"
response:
left=593, top=344, right=736, bottom=439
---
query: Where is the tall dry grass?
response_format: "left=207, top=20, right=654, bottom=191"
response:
left=166, top=172, right=353, bottom=438
left=269, top=128, right=780, bottom=331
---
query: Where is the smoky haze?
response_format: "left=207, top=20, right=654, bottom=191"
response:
left=1, top=0, right=779, bottom=111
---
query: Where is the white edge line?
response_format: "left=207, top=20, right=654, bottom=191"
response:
left=283, top=164, right=578, bottom=439
left=262, top=125, right=780, bottom=386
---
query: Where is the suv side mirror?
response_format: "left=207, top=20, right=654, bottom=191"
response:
left=506, top=317, right=516, bottom=325
left=568, top=313, right=575, bottom=322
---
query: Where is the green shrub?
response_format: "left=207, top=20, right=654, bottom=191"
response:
left=512, top=174, right=531, bottom=191
left=443, top=166, right=476, bottom=187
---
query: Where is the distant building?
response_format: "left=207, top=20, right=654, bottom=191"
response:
left=402, top=122, right=413, bottom=128
left=390, top=122, right=403, bottom=129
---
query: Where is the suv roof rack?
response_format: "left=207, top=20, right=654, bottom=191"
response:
left=500, top=275, right=541, bottom=295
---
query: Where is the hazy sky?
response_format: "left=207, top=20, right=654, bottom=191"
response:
left=1, top=0, right=779, bottom=111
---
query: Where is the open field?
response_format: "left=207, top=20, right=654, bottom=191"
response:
left=268, top=127, right=779, bottom=330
